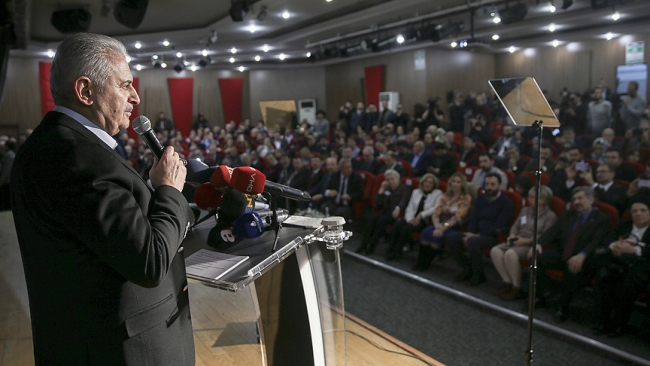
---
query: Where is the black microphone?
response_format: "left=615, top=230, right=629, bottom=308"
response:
left=132, top=115, right=187, bottom=166
left=230, top=166, right=311, bottom=201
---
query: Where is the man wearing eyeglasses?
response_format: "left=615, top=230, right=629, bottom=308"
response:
left=583, top=164, right=628, bottom=215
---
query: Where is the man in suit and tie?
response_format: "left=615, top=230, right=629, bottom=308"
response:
left=530, top=186, right=610, bottom=323
left=605, top=148, right=637, bottom=183
left=408, top=141, right=434, bottom=177
left=378, top=151, right=406, bottom=178
left=11, top=33, right=195, bottom=366
left=355, top=145, right=382, bottom=175
left=320, top=159, right=363, bottom=218
left=311, top=157, right=337, bottom=210
left=583, top=163, right=628, bottom=215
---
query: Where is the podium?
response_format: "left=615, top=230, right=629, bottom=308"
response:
left=182, top=215, right=351, bottom=366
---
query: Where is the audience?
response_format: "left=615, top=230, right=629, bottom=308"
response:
left=471, top=152, right=508, bottom=190
left=320, top=159, right=363, bottom=218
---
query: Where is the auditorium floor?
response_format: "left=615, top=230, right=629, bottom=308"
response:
left=0, top=211, right=441, bottom=366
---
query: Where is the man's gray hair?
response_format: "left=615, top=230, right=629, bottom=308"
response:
left=384, top=169, right=400, bottom=180
left=50, top=33, right=129, bottom=105
left=572, top=186, right=594, bottom=200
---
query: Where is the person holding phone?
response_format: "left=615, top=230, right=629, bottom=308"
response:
left=491, top=186, right=558, bottom=300
left=549, top=145, right=589, bottom=202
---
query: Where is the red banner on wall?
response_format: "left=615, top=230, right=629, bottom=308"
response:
left=219, top=78, right=243, bottom=125
left=168, top=78, right=194, bottom=136
left=39, top=62, right=55, bottom=116
left=364, top=65, right=384, bottom=108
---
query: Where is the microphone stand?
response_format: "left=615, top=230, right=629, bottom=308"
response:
left=524, top=120, right=543, bottom=366
left=263, top=192, right=283, bottom=252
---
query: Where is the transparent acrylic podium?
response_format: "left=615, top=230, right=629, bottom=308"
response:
left=182, top=214, right=352, bottom=366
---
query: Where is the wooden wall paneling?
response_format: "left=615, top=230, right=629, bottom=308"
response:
left=197, top=86, right=220, bottom=129
left=0, top=58, right=43, bottom=137
left=142, top=87, right=165, bottom=122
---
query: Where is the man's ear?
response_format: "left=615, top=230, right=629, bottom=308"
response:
left=74, top=76, right=93, bottom=106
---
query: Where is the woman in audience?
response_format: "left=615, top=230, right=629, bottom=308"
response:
left=490, top=185, right=557, bottom=300
left=386, top=174, right=443, bottom=260
left=356, top=169, right=411, bottom=255
left=413, top=172, right=472, bottom=271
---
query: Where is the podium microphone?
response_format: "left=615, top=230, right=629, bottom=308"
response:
left=230, top=166, right=311, bottom=201
left=132, top=115, right=187, bottom=166
left=232, top=209, right=289, bottom=239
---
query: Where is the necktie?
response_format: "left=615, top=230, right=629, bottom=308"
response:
left=336, top=176, right=347, bottom=204
left=562, top=214, right=583, bottom=261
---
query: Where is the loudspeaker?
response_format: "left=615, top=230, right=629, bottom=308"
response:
left=229, top=1, right=248, bottom=22
left=51, top=9, right=91, bottom=33
left=114, top=0, right=149, bottom=29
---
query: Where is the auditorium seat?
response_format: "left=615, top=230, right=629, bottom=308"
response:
left=458, top=165, right=479, bottom=182
left=519, top=171, right=550, bottom=186
left=354, top=171, right=375, bottom=218
left=398, top=160, right=412, bottom=177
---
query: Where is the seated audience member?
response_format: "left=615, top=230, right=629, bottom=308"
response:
left=250, top=150, right=264, bottom=171
left=386, top=174, right=443, bottom=260
left=443, top=131, right=460, bottom=153
left=320, top=159, right=362, bottom=218
left=408, top=141, right=434, bottom=177
left=459, top=137, right=481, bottom=168
left=605, top=148, right=636, bottom=183
left=310, top=157, right=338, bottom=209
left=582, top=163, right=628, bottom=215
left=414, top=173, right=473, bottom=271
left=591, top=140, right=606, bottom=165
left=226, top=146, right=242, bottom=167
left=263, top=153, right=282, bottom=183
left=489, top=124, right=520, bottom=165
left=626, top=160, right=650, bottom=198
left=625, top=120, right=650, bottom=152
left=548, top=145, right=588, bottom=202
left=468, top=115, right=492, bottom=146
left=491, top=186, right=558, bottom=300
left=284, top=157, right=312, bottom=213
left=529, top=186, right=610, bottom=322
left=447, top=173, right=513, bottom=286
left=378, top=151, right=407, bottom=177
left=427, top=143, right=457, bottom=179
left=498, top=145, right=528, bottom=177
left=471, top=152, right=508, bottom=190
left=356, top=169, right=410, bottom=255
left=355, top=146, right=382, bottom=175
left=592, top=198, right=650, bottom=337
left=513, top=175, right=533, bottom=202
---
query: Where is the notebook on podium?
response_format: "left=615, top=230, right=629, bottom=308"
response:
left=488, top=77, right=560, bottom=127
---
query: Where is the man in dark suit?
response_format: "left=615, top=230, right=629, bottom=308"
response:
left=531, top=186, right=610, bottom=323
left=605, top=148, right=636, bottom=182
left=428, top=143, right=457, bottom=179
left=10, top=33, right=195, bottom=366
left=583, top=164, right=628, bottom=215
left=408, top=141, right=433, bottom=177
left=154, top=111, right=174, bottom=134
left=378, top=151, right=406, bottom=178
left=285, top=156, right=312, bottom=213
left=355, top=145, right=382, bottom=175
left=320, top=159, right=363, bottom=218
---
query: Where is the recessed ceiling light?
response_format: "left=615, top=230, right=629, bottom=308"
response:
left=249, top=24, right=256, bottom=33
left=306, top=52, right=311, bottom=58
left=552, top=40, right=559, bottom=47
left=492, top=34, right=500, bottom=40
left=254, top=55, right=261, bottom=61
left=493, top=15, right=501, bottom=24
left=606, top=32, right=613, bottom=40
left=47, top=50, right=55, bottom=58
left=238, top=66, right=245, bottom=72
left=135, top=64, right=142, bottom=70
left=396, top=34, right=405, bottom=44
left=229, top=57, right=235, bottom=63
left=161, top=62, right=167, bottom=68
left=279, top=53, right=286, bottom=60
left=202, top=49, right=208, bottom=57
left=549, top=23, right=556, bottom=32
left=509, top=46, right=515, bottom=53
left=176, top=52, right=183, bottom=58
left=135, top=42, right=142, bottom=49
left=163, top=40, right=170, bottom=47
left=611, top=12, right=620, bottom=21
left=326, top=0, right=332, bottom=2
left=281, top=11, right=291, bottom=19
left=190, top=65, right=198, bottom=72
left=152, top=55, right=159, bottom=60
left=450, top=41, right=458, bottom=48
left=549, top=4, right=556, bottom=13
left=231, top=47, right=237, bottom=54
left=262, top=44, right=269, bottom=52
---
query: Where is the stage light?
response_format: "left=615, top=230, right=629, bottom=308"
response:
left=509, top=46, right=516, bottom=53
left=173, top=63, right=184, bottom=73
left=229, top=57, right=235, bottom=63
left=305, top=52, right=311, bottom=58
left=549, top=2, right=556, bottom=12
left=431, top=21, right=465, bottom=42
left=279, top=53, right=286, bottom=60
left=176, top=52, right=182, bottom=58
left=255, top=55, right=261, bottom=61
left=281, top=11, right=291, bottom=19
left=561, top=0, right=573, bottom=9
left=549, top=23, right=556, bottom=32
left=396, top=34, right=405, bottom=44
left=606, top=32, right=613, bottom=40
left=135, top=42, right=141, bottom=49
left=611, top=11, right=620, bottom=21
left=249, top=24, right=256, bottom=33
left=135, top=64, right=142, bottom=70
left=202, top=49, right=208, bottom=57
left=493, top=15, right=501, bottom=24
left=161, top=62, right=167, bottom=68
left=450, top=41, right=458, bottom=48
left=230, top=0, right=248, bottom=22
left=492, top=34, right=500, bottom=40
left=231, top=47, right=237, bottom=54
left=499, top=3, right=527, bottom=24
left=262, top=44, right=269, bottom=52
left=163, top=40, right=170, bottom=46
left=238, top=66, right=245, bottom=72
left=190, top=65, right=198, bottom=72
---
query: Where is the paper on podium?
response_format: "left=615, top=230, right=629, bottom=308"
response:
left=488, top=77, right=559, bottom=127
left=185, top=249, right=249, bottom=281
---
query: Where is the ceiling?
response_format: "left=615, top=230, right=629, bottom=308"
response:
left=8, top=0, right=650, bottom=71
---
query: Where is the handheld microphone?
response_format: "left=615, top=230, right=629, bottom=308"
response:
left=230, top=166, right=312, bottom=201
left=194, top=182, right=223, bottom=210
left=132, top=115, right=187, bottom=166
left=231, top=209, right=290, bottom=239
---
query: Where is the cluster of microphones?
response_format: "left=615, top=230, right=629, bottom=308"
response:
left=132, top=114, right=312, bottom=250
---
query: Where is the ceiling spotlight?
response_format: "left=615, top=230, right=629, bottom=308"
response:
left=561, top=0, right=573, bottom=10
left=549, top=23, right=556, bottom=32
left=257, top=5, right=268, bottom=21
left=176, top=51, right=183, bottom=58
left=552, top=40, right=559, bottom=47
left=163, top=40, right=170, bottom=47
left=606, top=32, right=613, bottom=40
left=279, top=53, right=286, bottom=60
left=509, top=46, right=515, bottom=53
left=161, top=62, right=167, bottom=68
left=262, top=44, right=269, bottom=52
left=326, top=0, right=332, bottom=2
left=47, top=50, right=55, bottom=58
left=254, top=55, right=261, bottom=61
left=238, top=66, right=245, bottom=72
left=611, top=12, right=620, bottom=21
left=499, top=3, right=528, bottom=25
left=173, top=63, right=184, bottom=73
left=135, top=64, right=142, bottom=71
left=281, top=11, right=291, bottom=19
left=190, top=65, right=198, bottom=72
left=231, top=47, right=237, bottom=54
left=549, top=3, right=556, bottom=12
left=249, top=24, right=256, bottom=33
left=229, top=57, right=235, bottom=63
left=493, top=15, right=501, bottom=24
left=396, top=34, right=405, bottom=44
left=450, top=41, right=458, bottom=48
left=135, top=42, right=142, bottom=49
left=198, top=56, right=212, bottom=68
left=305, top=52, right=311, bottom=58
left=202, top=49, right=208, bottom=57
left=492, top=34, right=500, bottom=41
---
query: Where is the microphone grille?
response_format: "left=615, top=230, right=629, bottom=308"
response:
left=132, top=115, right=151, bottom=134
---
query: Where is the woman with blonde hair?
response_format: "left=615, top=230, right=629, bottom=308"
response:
left=413, top=172, right=472, bottom=271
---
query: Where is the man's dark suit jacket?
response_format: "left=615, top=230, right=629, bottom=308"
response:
left=408, top=150, right=434, bottom=177
left=287, top=166, right=311, bottom=192
left=603, top=220, right=650, bottom=270
left=538, top=208, right=610, bottom=258
left=594, top=183, right=628, bottom=216
left=615, top=163, right=637, bottom=183
left=324, top=172, right=363, bottom=206
left=11, top=112, right=195, bottom=366
left=354, top=158, right=382, bottom=176
left=307, top=169, right=328, bottom=196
